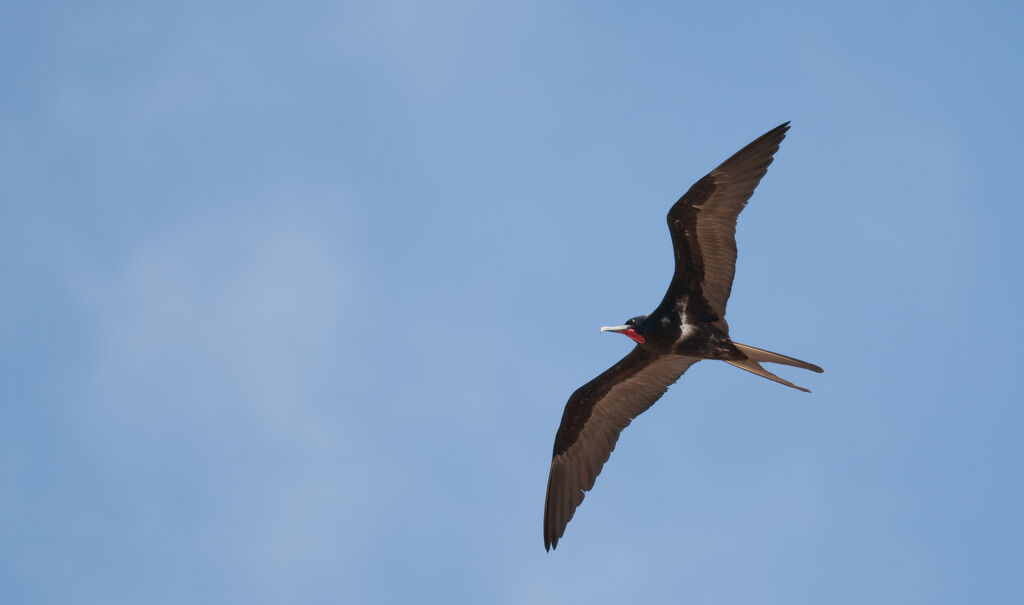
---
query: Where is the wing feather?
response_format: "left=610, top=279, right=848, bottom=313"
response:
left=543, top=348, right=699, bottom=550
left=661, top=122, right=790, bottom=325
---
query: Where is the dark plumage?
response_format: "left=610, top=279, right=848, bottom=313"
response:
left=544, top=122, right=823, bottom=551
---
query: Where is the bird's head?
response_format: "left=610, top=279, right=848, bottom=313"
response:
left=600, top=315, right=649, bottom=344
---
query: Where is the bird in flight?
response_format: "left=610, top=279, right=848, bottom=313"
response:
left=543, top=122, right=823, bottom=551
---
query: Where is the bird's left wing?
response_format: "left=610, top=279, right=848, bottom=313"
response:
left=544, top=347, right=699, bottom=550
left=660, top=122, right=790, bottom=327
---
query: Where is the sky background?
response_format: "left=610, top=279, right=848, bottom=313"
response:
left=3, top=1, right=1023, bottom=603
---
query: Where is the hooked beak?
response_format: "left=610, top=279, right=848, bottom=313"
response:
left=600, top=325, right=646, bottom=344
left=600, top=325, right=630, bottom=334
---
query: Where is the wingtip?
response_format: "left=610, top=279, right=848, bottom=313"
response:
left=766, top=121, right=791, bottom=143
left=773, top=121, right=791, bottom=139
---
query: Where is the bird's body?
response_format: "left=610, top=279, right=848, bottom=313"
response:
left=544, top=122, right=823, bottom=551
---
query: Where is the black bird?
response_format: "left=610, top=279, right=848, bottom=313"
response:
left=543, top=122, right=823, bottom=551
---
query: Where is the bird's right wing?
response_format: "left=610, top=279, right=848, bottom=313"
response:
left=544, top=348, right=699, bottom=550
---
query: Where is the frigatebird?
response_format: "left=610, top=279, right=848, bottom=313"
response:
left=543, top=122, right=822, bottom=551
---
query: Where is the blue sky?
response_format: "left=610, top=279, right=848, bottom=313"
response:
left=3, top=1, right=1023, bottom=603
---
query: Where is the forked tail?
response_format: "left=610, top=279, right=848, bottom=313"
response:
left=725, top=342, right=824, bottom=393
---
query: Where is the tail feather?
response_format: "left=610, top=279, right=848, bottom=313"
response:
left=725, top=342, right=823, bottom=393
left=734, top=343, right=823, bottom=373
